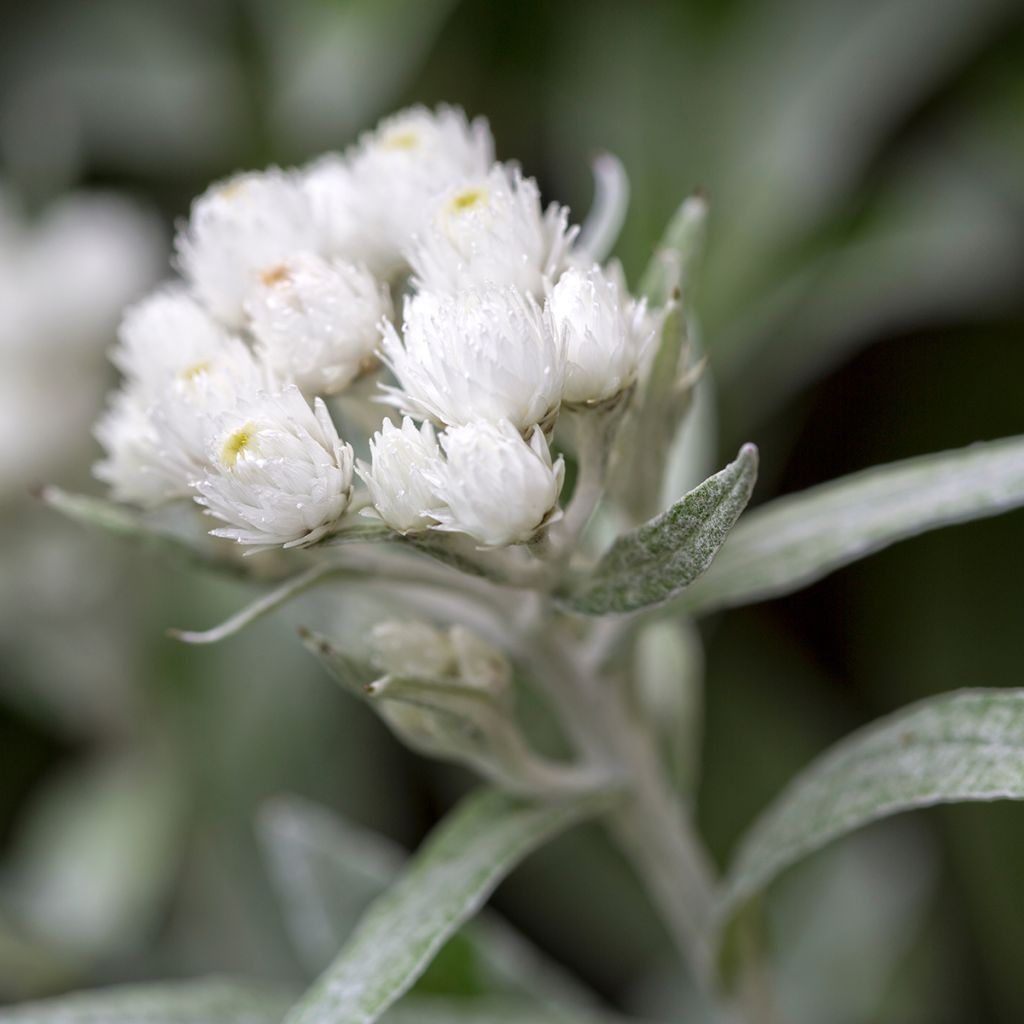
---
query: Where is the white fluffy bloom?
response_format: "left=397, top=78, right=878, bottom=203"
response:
left=301, top=156, right=396, bottom=278
left=380, top=286, right=565, bottom=431
left=193, top=386, right=354, bottom=549
left=176, top=169, right=319, bottom=327
left=427, top=420, right=564, bottom=547
left=357, top=417, right=444, bottom=534
left=112, top=287, right=235, bottom=395
left=244, top=252, right=392, bottom=396
left=407, top=164, right=577, bottom=296
left=548, top=263, right=654, bottom=405
left=347, top=105, right=494, bottom=269
left=93, top=387, right=186, bottom=507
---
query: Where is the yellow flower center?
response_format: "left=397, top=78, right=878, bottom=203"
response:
left=382, top=129, right=420, bottom=150
left=221, top=424, right=256, bottom=467
left=447, top=187, right=488, bottom=214
left=180, top=361, right=212, bottom=383
left=259, top=264, right=291, bottom=287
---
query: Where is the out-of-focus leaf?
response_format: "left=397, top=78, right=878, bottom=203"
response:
left=564, top=445, right=758, bottom=615
left=2, top=752, right=184, bottom=961
left=681, top=435, right=1024, bottom=616
left=258, top=796, right=403, bottom=974
left=0, top=978, right=294, bottom=1024
left=283, top=787, right=614, bottom=1024
left=259, top=796, right=603, bottom=1010
left=382, top=995, right=652, bottom=1024
left=40, top=487, right=249, bottom=577
left=719, top=689, right=1024, bottom=923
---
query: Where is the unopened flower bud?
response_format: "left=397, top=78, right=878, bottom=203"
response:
left=369, top=621, right=456, bottom=680
left=428, top=420, right=565, bottom=547
left=356, top=417, right=445, bottom=534
left=549, top=263, right=654, bottom=406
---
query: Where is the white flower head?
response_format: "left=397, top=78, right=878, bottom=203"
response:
left=93, top=386, right=188, bottom=507
left=97, top=292, right=275, bottom=505
left=407, top=164, right=577, bottom=297
left=549, top=262, right=655, bottom=405
left=112, top=286, right=236, bottom=396
left=380, top=285, right=565, bottom=431
left=348, top=105, right=494, bottom=267
left=357, top=417, right=445, bottom=534
left=176, top=169, right=319, bottom=327
left=244, top=252, right=392, bottom=396
left=427, top=420, right=565, bottom=547
left=193, top=385, right=354, bottom=549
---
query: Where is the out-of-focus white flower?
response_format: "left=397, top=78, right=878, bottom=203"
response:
left=380, top=286, right=565, bottom=431
left=193, top=385, right=354, bottom=549
left=112, top=287, right=235, bottom=395
left=93, top=387, right=186, bottom=507
left=448, top=625, right=511, bottom=694
left=427, top=420, right=564, bottom=547
left=370, top=620, right=456, bottom=679
left=357, top=417, right=444, bottom=534
left=95, top=287, right=275, bottom=503
left=407, top=164, right=577, bottom=297
left=176, top=169, right=319, bottom=327
left=244, top=252, right=391, bottom=396
left=548, top=262, right=654, bottom=405
left=0, top=188, right=162, bottom=497
left=347, top=105, right=494, bottom=271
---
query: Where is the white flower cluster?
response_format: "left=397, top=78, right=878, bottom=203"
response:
left=95, top=105, right=656, bottom=550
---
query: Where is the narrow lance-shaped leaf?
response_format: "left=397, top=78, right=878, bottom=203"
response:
left=40, top=487, right=248, bottom=576
left=563, top=444, right=758, bottom=615
left=259, top=797, right=605, bottom=1011
left=719, top=689, right=1024, bottom=924
left=283, top=786, right=615, bottom=1024
left=681, top=434, right=1024, bottom=616
left=0, top=978, right=294, bottom=1024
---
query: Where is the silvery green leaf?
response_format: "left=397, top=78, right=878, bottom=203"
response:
left=719, top=689, right=1024, bottom=924
left=564, top=444, right=758, bottom=615
left=259, top=797, right=603, bottom=1011
left=284, top=787, right=614, bottom=1024
left=0, top=978, right=293, bottom=1024
left=40, top=488, right=223, bottom=570
left=680, top=434, right=1024, bottom=615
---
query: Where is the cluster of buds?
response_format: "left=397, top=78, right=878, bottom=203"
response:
left=95, top=106, right=657, bottom=551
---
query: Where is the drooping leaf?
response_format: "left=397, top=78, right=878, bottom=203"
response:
left=563, top=444, right=758, bottom=615
left=283, top=787, right=614, bottom=1024
left=0, top=978, right=294, bottom=1024
left=259, top=796, right=603, bottom=1010
left=169, top=564, right=349, bottom=645
left=680, top=434, right=1024, bottom=615
left=719, top=689, right=1024, bottom=923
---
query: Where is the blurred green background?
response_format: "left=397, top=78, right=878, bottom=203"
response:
left=0, top=0, right=1022, bottom=1020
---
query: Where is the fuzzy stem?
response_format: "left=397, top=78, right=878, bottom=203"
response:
left=529, top=620, right=777, bottom=1024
